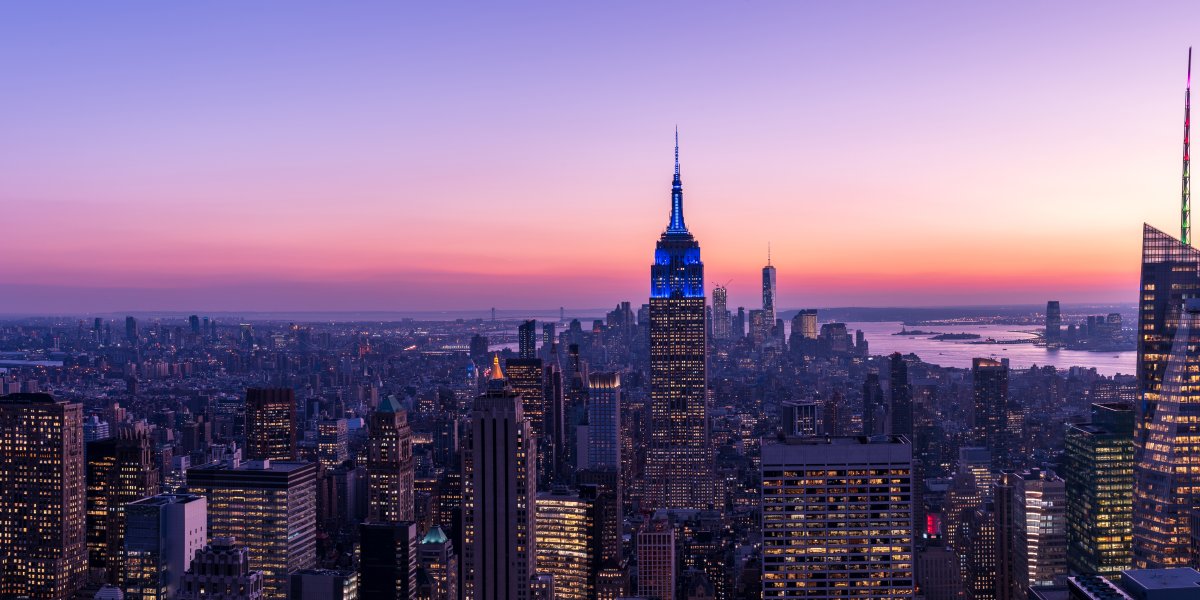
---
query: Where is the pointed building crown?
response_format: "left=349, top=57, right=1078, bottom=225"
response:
left=667, top=128, right=687, bottom=234
left=490, top=354, right=505, bottom=380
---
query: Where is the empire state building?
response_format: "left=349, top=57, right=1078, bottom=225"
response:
left=644, top=132, right=715, bottom=510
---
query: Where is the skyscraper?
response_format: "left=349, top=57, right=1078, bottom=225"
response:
left=973, top=358, right=1012, bottom=469
left=535, top=489, right=596, bottom=600
left=467, top=357, right=537, bottom=600
left=123, top=493, right=208, bottom=600
left=636, top=520, right=676, bottom=600
left=188, top=460, right=318, bottom=600
left=862, top=372, right=885, bottom=436
left=0, top=393, right=87, bottom=600
left=762, top=248, right=777, bottom=338
left=1065, top=402, right=1134, bottom=576
left=86, top=421, right=161, bottom=584
left=645, top=132, right=713, bottom=511
left=358, top=521, right=417, bottom=600
left=890, top=352, right=913, bottom=438
left=585, top=372, right=621, bottom=471
left=317, top=417, right=349, bottom=470
left=1045, top=301, right=1062, bottom=345
left=518, top=319, right=538, bottom=359
left=505, top=357, right=546, bottom=477
left=711, top=284, right=731, bottom=340
left=1133, top=298, right=1200, bottom=568
left=366, top=396, right=415, bottom=523
left=244, top=388, right=297, bottom=462
left=1011, top=470, right=1068, bottom=598
left=761, top=436, right=915, bottom=598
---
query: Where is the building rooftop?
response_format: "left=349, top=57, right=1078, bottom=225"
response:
left=1122, top=568, right=1200, bottom=593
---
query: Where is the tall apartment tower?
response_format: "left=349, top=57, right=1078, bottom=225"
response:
left=244, top=388, right=297, bottom=461
left=86, top=421, right=162, bottom=584
left=636, top=520, right=676, bottom=600
left=645, top=132, right=713, bottom=511
left=1065, top=402, right=1134, bottom=576
left=188, top=460, right=318, bottom=600
left=761, top=436, right=915, bottom=598
left=366, top=396, right=415, bottom=523
left=1134, top=296, right=1200, bottom=567
left=123, top=493, right=208, bottom=600
left=973, top=358, right=1012, bottom=468
left=862, top=373, right=885, bottom=436
left=504, top=356, right=546, bottom=473
left=467, top=357, right=537, bottom=600
left=1011, top=470, right=1068, bottom=599
left=179, top=537, right=265, bottom=600
left=0, top=393, right=87, bottom=600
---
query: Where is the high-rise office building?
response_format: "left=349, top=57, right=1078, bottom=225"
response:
left=535, top=489, right=596, bottom=600
left=890, top=353, right=913, bottom=438
left=358, top=521, right=417, bottom=600
left=244, top=388, right=297, bottom=462
left=973, top=358, right=1012, bottom=468
left=1065, top=402, right=1134, bottom=576
left=519, top=319, right=538, bottom=359
left=467, top=357, right=537, bottom=600
left=711, top=284, right=731, bottom=340
left=762, top=251, right=777, bottom=335
left=1134, top=297, right=1200, bottom=568
left=994, top=472, right=1018, bottom=600
left=636, top=520, right=676, bottom=600
left=645, top=133, right=712, bottom=511
left=585, top=372, right=621, bottom=470
left=86, top=421, right=161, bottom=584
left=366, top=396, right=414, bottom=523
left=417, top=526, right=458, bottom=600
left=961, top=502, right=998, bottom=600
left=123, top=493, right=208, bottom=600
left=179, top=538, right=264, bottom=600
left=317, top=418, right=348, bottom=470
left=1011, top=470, right=1068, bottom=599
left=748, top=309, right=769, bottom=346
left=188, top=460, right=317, bottom=600
left=126, top=316, right=139, bottom=343
left=0, top=393, right=86, bottom=600
left=1045, top=301, right=1062, bottom=345
left=505, top=357, right=546, bottom=472
left=761, top=436, right=915, bottom=598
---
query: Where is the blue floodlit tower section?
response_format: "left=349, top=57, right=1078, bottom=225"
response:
left=645, top=131, right=714, bottom=511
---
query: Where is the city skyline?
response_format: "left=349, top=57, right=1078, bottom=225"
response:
left=3, top=3, right=1200, bottom=312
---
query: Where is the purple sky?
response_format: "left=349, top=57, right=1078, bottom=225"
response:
left=2, top=2, right=1198, bottom=313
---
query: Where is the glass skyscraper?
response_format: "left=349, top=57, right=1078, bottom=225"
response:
left=1133, top=224, right=1200, bottom=567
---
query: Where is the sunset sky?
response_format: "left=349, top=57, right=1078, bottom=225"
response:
left=2, top=2, right=1198, bottom=313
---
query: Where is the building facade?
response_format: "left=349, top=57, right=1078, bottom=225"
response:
left=760, top=436, right=915, bottom=598
left=0, top=393, right=87, bottom=600
left=188, top=460, right=317, bottom=600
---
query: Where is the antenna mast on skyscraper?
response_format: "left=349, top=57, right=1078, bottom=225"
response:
left=1184, top=47, right=1192, bottom=245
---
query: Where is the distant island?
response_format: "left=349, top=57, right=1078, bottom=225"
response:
left=893, top=329, right=942, bottom=336
left=931, top=332, right=982, bottom=340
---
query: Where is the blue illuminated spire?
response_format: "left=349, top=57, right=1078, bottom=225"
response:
left=667, top=127, right=687, bottom=233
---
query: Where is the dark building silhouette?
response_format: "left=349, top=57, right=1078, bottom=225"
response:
left=359, top=521, right=417, bottom=600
